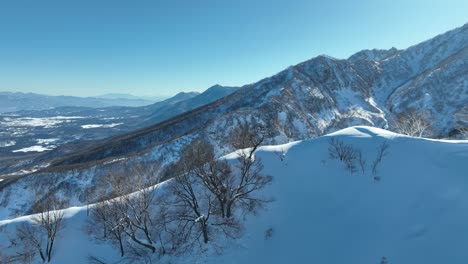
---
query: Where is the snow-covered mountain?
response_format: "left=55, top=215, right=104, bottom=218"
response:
left=136, top=85, right=238, bottom=126
left=1, top=127, right=467, bottom=263
left=0, top=23, right=467, bottom=220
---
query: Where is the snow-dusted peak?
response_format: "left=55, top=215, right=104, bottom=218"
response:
left=190, top=84, right=238, bottom=102
left=348, top=47, right=400, bottom=62
left=297, top=54, right=341, bottom=68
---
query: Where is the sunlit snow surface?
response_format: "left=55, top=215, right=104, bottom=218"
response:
left=12, top=145, right=55, bottom=153
left=1, top=126, right=467, bottom=264
left=0, top=140, right=16, bottom=147
left=36, top=138, right=59, bottom=144
left=0, top=116, right=86, bottom=128
left=81, top=123, right=123, bottom=129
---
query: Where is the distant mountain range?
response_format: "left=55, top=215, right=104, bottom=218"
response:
left=0, top=23, right=467, bottom=219
left=96, top=93, right=169, bottom=102
left=0, top=86, right=238, bottom=162
left=0, top=92, right=165, bottom=113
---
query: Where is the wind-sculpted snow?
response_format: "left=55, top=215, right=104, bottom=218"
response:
left=1, top=127, right=467, bottom=263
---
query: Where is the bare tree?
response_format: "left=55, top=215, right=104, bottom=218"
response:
left=181, top=125, right=272, bottom=219
left=328, top=138, right=357, bottom=161
left=32, top=195, right=66, bottom=263
left=162, top=125, right=272, bottom=253
left=161, top=149, right=235, bottom=252
left=87, top=161, right=161, bottom=260
left=380, top=256, right=388, bottom=264
left=226, top=125, right=273, bottom=217
left=84, top=188, right=93, bottom=217
left=11, top=195, right=66, bottom=263
left=358, top=150, right=366, bottom=175
left=7, top=223, right=38, bottom=263
left=328, top=138, right=359, bottom=174
left=394, top=110, right=432, bottom=137
left=372, top=142, right=390, bottom=181
left=264, top=227, right=274, bottom=240
left=88, top=199, right=126, bottom=257
left=173, top=138, right=228, bottom=219
left=167, top=170, right=215, bottom=248
left=120, top=170, right=159, bottom=255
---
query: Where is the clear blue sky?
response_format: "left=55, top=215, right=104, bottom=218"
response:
left=0, top=0, right=466, bottom=97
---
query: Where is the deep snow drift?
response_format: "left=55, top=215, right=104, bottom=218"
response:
left=1, top=126, right=467, bottom=263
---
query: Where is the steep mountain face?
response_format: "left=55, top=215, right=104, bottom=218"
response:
left=0, top=23, right=467, bottom=219
left=373, top=23, right=468, bottom=134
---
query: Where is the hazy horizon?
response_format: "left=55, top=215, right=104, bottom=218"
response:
left=0, top=90, right=175, bottom=99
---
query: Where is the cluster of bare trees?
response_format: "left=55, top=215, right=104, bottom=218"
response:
left=393, top=108, right=468, bottom=139
left=86, top=125, right=272, bottom=261
left=328, top=138, right=360, bottom=174
left=159, top=124, right=272, bottom=254
left=328, top=138, right=390, bottom=180
left=393, top=110, right=433, bottom=137
left=457, top=128, right=468, bottom=139
left=454, top=107, right=468, bottom=139
left=4, top=195, right=67, bottom=263
left=3, top=125, right=271, bottom=263
left=87, top=162, right=161, bottom=262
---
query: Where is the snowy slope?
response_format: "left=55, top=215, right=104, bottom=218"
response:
left=1, top=126, right=467, bottom=264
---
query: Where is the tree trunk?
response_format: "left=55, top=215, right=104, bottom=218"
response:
left=219, top=200, right=225, bottom=218
left=118, top=237, right=125, bottom=257
left=47, top=238, right=55, bottom=262
left=128, top=232, right=156, bottom=253
left=45, top=239, right=50, bottom=262
left=202, top=221, right=209, bottom=244
left=37, top=247, right=46, bottom=263
left=226, top=201, right=234, bottom=218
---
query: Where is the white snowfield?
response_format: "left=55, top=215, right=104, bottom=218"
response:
left=0, top=116, right=86, bottom=128
left=1, top=126, right=467, bottom=263
left=12, top=145, right=56, bottom=153
left=81, top=123, right=123, bottom=129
